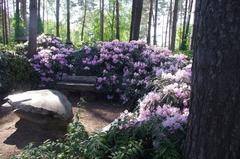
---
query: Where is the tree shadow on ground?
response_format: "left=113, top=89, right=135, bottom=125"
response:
left=3, top=119, right=65, bottom=149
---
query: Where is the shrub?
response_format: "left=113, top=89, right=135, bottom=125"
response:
left=71, top=40, right=190, bottom=108
left=29, top=34, right=75, bottom=87
left=0, top=51, right=39, bottom=93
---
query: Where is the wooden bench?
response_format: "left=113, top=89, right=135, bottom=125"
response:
left=56, top=75, right=97, bottom=92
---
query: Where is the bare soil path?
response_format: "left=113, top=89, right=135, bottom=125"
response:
left=0, top=92, right=125, bottom=159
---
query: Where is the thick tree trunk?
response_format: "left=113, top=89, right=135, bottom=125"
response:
left=115, top=0, right=120, bottom=40
left=81, top=0, right=87, bottom=41
left=153, top=0, right=158, bottom=45
left=99, top=0, right=104, bottom=41
left=170, top=0, right=179, bottom=51
left=129, top=0, right=143, bottom=41
left=28, top=0, right=38, bottom=57
left=66, top=0, right=71, bottom=44
left=56, top=0, right=60, bottom=37
left=147, top=0, right=153, bottom=45
left=185, top=0, right=240, bottom=159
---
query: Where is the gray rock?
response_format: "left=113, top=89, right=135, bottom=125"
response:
left=4, top=89, right=73, bottom=126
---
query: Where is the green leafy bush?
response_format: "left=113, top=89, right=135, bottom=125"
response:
left=0, top=51, right=39, bottom=93
left=14, top=117, right=184, bottom=159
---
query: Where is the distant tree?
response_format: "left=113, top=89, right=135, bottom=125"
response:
left=153, top=0, right=158, bottom=45
left=168, top=0, right=172, bottom=49
left=81, top=0, right=87, bottom=41
left=170, top=0, right=179, bottom=51
left=185, top=0, right=240, bottom=158
left=28, top=0, right=38, bottom=57
left=20, top=0, right=26, bottom=24
left=15, top=0, right=21, bottom=41
left=182, top=0, right=193, bottom=50
left=147, top=0, right=153, bottom=45
left=3, top=0, right=8, bottom=44
left=164, top=5, right=170, bottom=47
left=66, top=0, right=71, bottom=44
left=129, top=0, right=143, bottom=41
left=100, top=0, right=104, bottom=41
left=56, top=0, right=60, bottom=37
left=37, top=0, right=43, bottom=34
left=180, top=0, right=188, bottom=50
left=115, top=0, right=120, bottom=40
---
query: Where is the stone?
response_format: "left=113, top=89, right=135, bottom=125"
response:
left=4, top=89, right=73, bottom=126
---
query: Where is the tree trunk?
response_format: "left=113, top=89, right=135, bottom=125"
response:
left=129, top=0, right=143, bottom=41
left=164, top=8, right=169, bottom=47
left=147, top=0, right=153, bottom=45
left=111, top=2, right=115, bottom=40
left=3, top=0, right=8, bottom=44
left=115, top=0, right=120, bottom=40
left=185, top=0, right=240, bottom=159
left=20, top=0, right=26, bottom=24
left=15, top=0, right=20, bottom=41
left=183, top=0, right=193, bottom=50
left=153, top=0, right=158, bottom=45
left=56, top=0, right=60, bottom=37
left=180, top=0, right=188, bottom=50
left=168, top=0, right=172, bottom=49
left=42, top=0, right=45, bottom=29
left=37, top=0, right=43, bottom=34
left=81, top=0, right=87, bottom=41
left=66, top=0, right=71, bottom=44
left=1, top=0, right=5, bottom=44
left=28, top=0, right=38, bottom=57
left=170, top=0, right=179, bottom=51
left=99, top=0, right=104, bottom=41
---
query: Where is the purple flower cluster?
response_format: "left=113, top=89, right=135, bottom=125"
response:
left=30, top=34, right=74, bottom=86
left=79, top=40, right=190, bottom=104
left=116, top=62, right=192, bottom=132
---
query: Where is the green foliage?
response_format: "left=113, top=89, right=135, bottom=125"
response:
left=0, top=49, right=39, bottom=93
left=13, top=14, right=26, bottom=40
left=14, top=116, right=185, bottom=159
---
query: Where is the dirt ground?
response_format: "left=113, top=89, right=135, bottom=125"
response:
left=0, top=92, right=125, bottom=159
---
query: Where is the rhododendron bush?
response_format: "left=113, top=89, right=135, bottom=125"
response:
left=17, top=36, right=193, bottom=159
left=72, top=40, right=191, bottom=107
left=30, top=34, right=75, bottom=86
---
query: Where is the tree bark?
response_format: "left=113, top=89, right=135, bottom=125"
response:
left=66, top=0, right=71, bottom=44
left=115, top=0, right=120, bottom=40
left=153, top=0, right=158, bottom=45
left=28, top=0, right=38, bottom=57
left=56, top=0, right=60, bottom=37
left=170, top=0, right=179, bottom=51
left=147, top=0, right=153, bottom=45
left=129, top=0, right=143, bottom=41
left=185, top=0, right=240, bottom=159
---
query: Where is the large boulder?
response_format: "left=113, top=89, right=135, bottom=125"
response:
left=3, top=89, right=73, bottom=127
